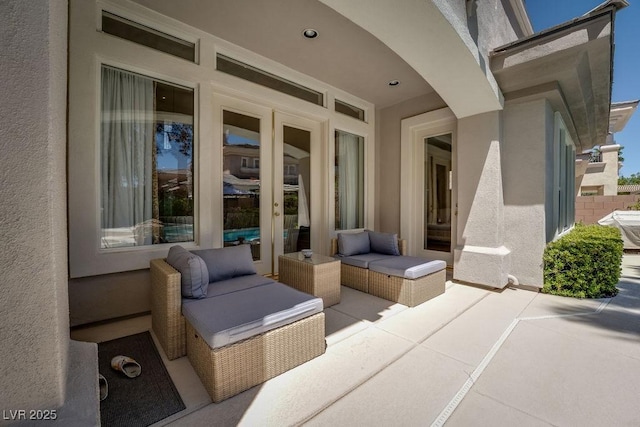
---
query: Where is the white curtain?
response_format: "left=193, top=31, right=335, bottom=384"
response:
left=297, top=173, right=310, bottom=227
left=101, top=67, right=154, bottom=246
left=336, top=131, right=364, bottom=230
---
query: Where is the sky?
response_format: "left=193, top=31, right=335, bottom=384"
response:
left=526, top=0, right=640, bottom=177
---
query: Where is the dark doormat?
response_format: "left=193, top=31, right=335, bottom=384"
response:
left=98, top=331, right=185, bottom=426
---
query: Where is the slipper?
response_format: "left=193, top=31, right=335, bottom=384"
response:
left=99, top=374, right=108, bottom=401
left=110, top=355, right=142, bottom=378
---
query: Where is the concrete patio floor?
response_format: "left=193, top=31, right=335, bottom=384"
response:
left=71, top=255, right=640, bottom=426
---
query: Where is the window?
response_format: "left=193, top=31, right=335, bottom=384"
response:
left=335, top=130, right=364, bottom=230
left=216, top=54, right=324, bottom=106
left=241, top=157, right=248, bottom=168
left=554, top=113, right=575, bottom=237
left=335, top=99, right=365, bottom=121
left=100, top=66, right=195, bottom=248
left=101, top=12, right=196, bottom=62
left=253, top=158, right=260, bottom=169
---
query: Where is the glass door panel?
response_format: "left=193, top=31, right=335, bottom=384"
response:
left=273, top=112, right=321, bottom=273
left=282, top=125, right=311, bottom=254
left=424, top=134, right=452, bottom=253
left=222, top=110, right=263, bottom=261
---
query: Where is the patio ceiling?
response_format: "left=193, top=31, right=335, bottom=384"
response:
left=131, top=0, right=435, bottom=108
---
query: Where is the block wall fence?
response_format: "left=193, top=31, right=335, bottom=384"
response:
left=575, top=195, right=640, bottom=224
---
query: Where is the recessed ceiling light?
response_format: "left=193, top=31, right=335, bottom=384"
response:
left=388, top=80, right=400, bottom=87
left=303, top=29, right=319, bottom=39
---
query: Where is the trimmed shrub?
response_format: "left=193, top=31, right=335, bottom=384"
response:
left=543, top=224, right=622, bottom=298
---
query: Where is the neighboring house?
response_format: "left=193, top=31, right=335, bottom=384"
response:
left=576, top=100, right=639, bottom=196
left=1, top=0, right=627, bottom=416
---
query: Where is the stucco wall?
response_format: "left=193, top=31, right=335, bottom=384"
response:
left=454, top=111, right=510, bottom=288
left=375, top=93, right=446, bottom=233
left=69, top=270, right=151, bottom=326
left=0, top=0, right=69, bottom=409
left=579, top=145, right=620, bottom=196
left=502, top=99, right=550, bottom=286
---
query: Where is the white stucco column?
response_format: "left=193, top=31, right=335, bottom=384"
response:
left=600, top=144, right=621, bottom=195
left=0, top=2, right=97, bottom=420
left=0, top=0, right=70, bottom=409
left=454, top=111, right=510, bottom=288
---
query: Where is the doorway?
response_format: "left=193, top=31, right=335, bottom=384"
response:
left=217, top=95, right=322, bottom=275
left=401, top=108, right=457, bottom=265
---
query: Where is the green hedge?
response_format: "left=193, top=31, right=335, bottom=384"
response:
left=543, top=224, right=622, bottom=298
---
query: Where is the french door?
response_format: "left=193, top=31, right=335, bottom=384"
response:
left=215, top=94, right=322, bottom=275
left=401, top=108, right=456, bottom=266
left=421, top=132, right=454, bottom=263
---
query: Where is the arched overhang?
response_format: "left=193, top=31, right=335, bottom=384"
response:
left=318, top=0, right=504, bottom=118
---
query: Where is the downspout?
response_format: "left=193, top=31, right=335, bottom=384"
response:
left=507, top=274, right=519, bottom=287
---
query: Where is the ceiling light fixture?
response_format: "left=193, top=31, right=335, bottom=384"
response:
left=302, top=29, right=319, bottom=39
left=388, top=80, right=400, bottom=87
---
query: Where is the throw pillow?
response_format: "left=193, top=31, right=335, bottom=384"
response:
left=166, top=245, right=209, bottom=299
left=338, top=231, right=370, bottom=256
left=192, top=244, right=257, bottom=283
left=368, top=230, right=400, bottom=255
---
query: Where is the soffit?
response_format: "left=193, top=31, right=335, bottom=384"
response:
left=490, top=9, right=615, bottom=151
left=609, top=100, right=639, bottom=133
left=130, top=0, right=434, bottom=108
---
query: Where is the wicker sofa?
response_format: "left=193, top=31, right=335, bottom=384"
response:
left=151, top=244, right=326, bottom=403
left=330, top=231, right=446, bottom=307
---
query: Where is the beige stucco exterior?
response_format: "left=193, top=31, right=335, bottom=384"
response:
left=576, top=100, right=638, bottom=197
left=579, top=144, right=622, bottom=196
left=1, top=1, right=97, bottom=420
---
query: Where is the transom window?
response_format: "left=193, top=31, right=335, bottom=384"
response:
left=101, top=11, right=196, bottom=62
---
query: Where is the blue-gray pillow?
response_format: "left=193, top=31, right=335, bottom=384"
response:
left=166, top=245, right=209, bottom=299
left=192, top=244, right=257, bottom=283
left=368, top=231, right=400, bottom=255
left=338, top=231, right=370, bottom=256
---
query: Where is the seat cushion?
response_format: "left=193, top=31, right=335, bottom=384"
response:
left=191, top=244, right=257, bottom=283
left=368, top=256, right=446, bottom=279
left=337, top=231, right=370, bottom=256
left=335, top=253, right=398, bottom=269
left=196, top=274, right=276, bottom=299
left=166, top=245, right=209, bottom=299
left=182, top=282, right=323, bottom=349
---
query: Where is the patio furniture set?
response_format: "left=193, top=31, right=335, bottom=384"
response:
left=150, top=231, right=446, bottom=403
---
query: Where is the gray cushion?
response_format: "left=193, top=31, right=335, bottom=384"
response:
left=193, top=275, right=275, bottom=299
left=166, top=245, right=209, bottom=299
left=192, top=244, right=257, bottom=284
left=368, top=231, right=400, bottom=255
left=182, top=282, right=323, bottom=349
left=335, top=253, right=397, bottom=269
left=369, top=256, right=446, bottom=279
left=337, top=231, right=370, bottom=256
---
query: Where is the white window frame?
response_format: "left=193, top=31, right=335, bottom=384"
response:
left=69, top=0, right=375, bottom=277
left=334, top=129, right=366, bottom=231
left=553, top=112, right=576, bottom=238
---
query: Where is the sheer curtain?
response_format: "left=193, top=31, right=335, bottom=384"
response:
left=101, top=67, right=154, bottom=246
left=336, top=131, right=364, bottom=230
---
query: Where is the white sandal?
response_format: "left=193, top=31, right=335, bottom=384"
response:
left=99, top=374, right=108, bottom=400
left=110, top=355, right=141, bottom=378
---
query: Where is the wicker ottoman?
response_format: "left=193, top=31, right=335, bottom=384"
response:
left=368, top=258, right=446, bottom=307
left=186, top=313, right=325, bottom=403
